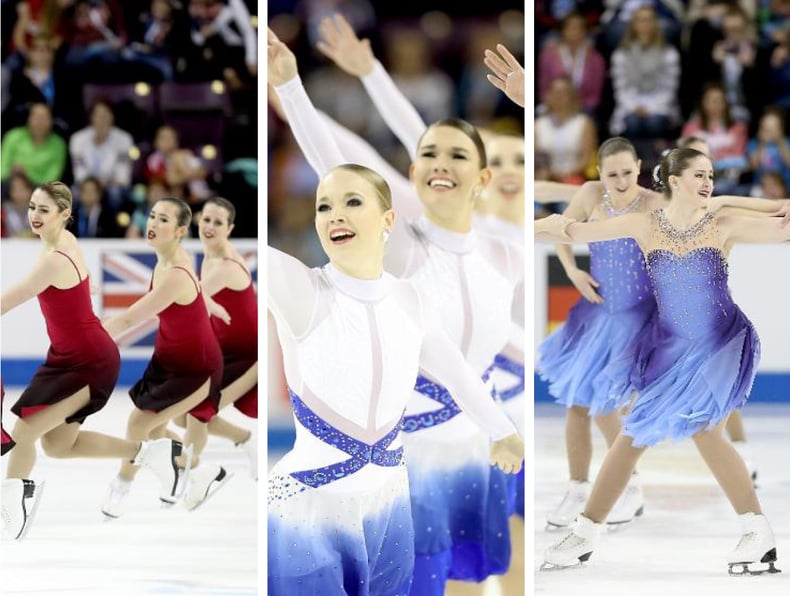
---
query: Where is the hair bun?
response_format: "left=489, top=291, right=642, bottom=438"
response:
left=652, top=164, right=665, bottom=191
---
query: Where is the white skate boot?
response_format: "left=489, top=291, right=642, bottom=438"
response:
left=546, top=480, right=590, bottom=529
left=541, top=515, right=602, bottom=570
left=184, top=464, right=231, bottom=510
left=606, top=474, right=645, bottom=527
left=732, top=441, right=758, bottom=487
left=237, top=432, right=257, bottom=481
left=727, top=513, right=781, bottom=576
left=101, top=475, right=132, bottom=519
left=1, top=478, right=43, bottom=540
left=134, top=438, right=187, bottom=504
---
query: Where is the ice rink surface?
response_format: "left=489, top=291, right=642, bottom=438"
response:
left=535, top=402, right=790, bottom=596
left=2, top=387, right=258, bottom=596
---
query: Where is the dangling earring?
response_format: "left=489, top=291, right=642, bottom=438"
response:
left=382, top=229, right=390, bottom=243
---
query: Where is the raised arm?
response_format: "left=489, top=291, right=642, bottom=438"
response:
left=483, top=44, right=525, bottom=108
left=719, top=213, right=790, bottom=246
left=316, top=14, right=427, bottom=161
left=267, top=246, right=319, bottom=339
left=534, top=180, right=584, bottom=204
left=419, top=326, right=524, bottom=473
left=268, top=27, right=345, bottom=177
left=536, top=212, right=648, bottom=245
left=103, top=268, right=194, bottom=338
left=1, top=252, right=61, bottom=316
left=709, top=195, right=790, bottom=218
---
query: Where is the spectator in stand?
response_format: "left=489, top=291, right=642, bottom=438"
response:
left=69, top=99, right=134, bottom=210
left=681, top=81, right=749, bottom=194
left=70, top=176, right=125, bottom=238
left=609, top=5, right=681, bottom=143
left=119, top=0, right=182, bottom=82
left=538, top=11, right=606, bottom=116
left=599, top=0, right=685, bottom=53
left=746, top=106, right=790, bottom=194
left=187, top=0, right=258, bottom=84
left=757, top=170, right=789, bottom=200
left=711, top=5, right=758, bottom=123
left=535, top=76, right=598, bottom=185
left=766, top=22, right=790, bottom=110
left=60, top=0, right=128, bottom=76
left=0, top=102, right=67, bottom=186
left=1, top=172, right=36, bottom=238
left=2, top=34, right=59, bottom=132
left=143, top=124, right=212, bottom=204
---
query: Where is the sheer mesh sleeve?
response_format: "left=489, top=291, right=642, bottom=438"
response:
left=267, top=246, right=320, bottom=339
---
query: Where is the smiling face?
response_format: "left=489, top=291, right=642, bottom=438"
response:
left=28, top=188, right=69, bottom=235
left=198, top=202, right=233, bottom=247
left=598, top=151, right=642, bottom=197
left=410, top=125, right=489, bottom=228
left=314, top=168, right=394, bottom=276
left=146, top=200, right=187, bottom=246
left=485, top=135, right=524, bottom=216
left=671, top=155, right=715, bottom=206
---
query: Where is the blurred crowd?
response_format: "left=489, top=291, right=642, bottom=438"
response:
left=267, top=0, right=526, bottom=267
left=535, top=0, right=790, bottom=216
left=1, top=0, right=259, bottom=239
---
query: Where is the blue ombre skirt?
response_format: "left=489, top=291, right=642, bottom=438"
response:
left=538, top=297, right=656, bottom=416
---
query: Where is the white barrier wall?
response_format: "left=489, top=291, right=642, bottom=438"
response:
left=534, top=243, right=790, bottom=371
left=1, top=238, right=258, bottom=358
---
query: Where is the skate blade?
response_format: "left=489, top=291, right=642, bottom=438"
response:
left=15, top=481, right=45, bottom=541
left=186, top=469, right=233, bottom=512
left=606, top=506, right=644, bottom=530
left=728, top=561, right=781, bottom=576
left=539, top=560, right=585, bottom=571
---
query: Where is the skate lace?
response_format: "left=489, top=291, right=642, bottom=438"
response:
left=735, top=531, right=758, bottom=552
left=555, top=531, right=586, bottom=552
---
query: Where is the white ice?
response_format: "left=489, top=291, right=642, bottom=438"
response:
left=535, top=402, right=790, bottom=596
left=2, top=387, right=258, bottom=596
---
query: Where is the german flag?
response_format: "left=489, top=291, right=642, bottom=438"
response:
left=546, top=254, right=590, bottom=333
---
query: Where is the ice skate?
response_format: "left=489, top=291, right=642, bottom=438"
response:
left=238, top=432, right=257, bottom=480
left=727, top=513, right=781, bottom=576
left=102, top=476, right=132, bottom=520
left=1, top=478, right=43, bottom=540
left=541, top=515, right=602, bottom=570
left=133, top=438, right=186, bottom=504
left=184, top=464, right=232, bottom=511
left=546, top=480, right=590, bottom=530
left=606, top=474, right=644, bottom=527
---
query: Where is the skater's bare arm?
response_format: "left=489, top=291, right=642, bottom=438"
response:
left=0, top=252, right=61, bottom=315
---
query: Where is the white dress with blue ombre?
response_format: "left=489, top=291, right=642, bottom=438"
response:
left=267, top=248, right=515, bottom=596
left=274, top=71, right=524, bottom=595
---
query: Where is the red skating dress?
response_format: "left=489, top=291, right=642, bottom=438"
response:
left=2, top=380, right=15, bottom=455
left=129, top=266, right=223, bottom=422
left=11, top=251, right=120, bottom=425
left=209, top=258, right=257, bottom=418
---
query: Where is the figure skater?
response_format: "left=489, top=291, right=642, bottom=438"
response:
left=537, top=147, right=790, bottom=575
left=101, top=196, right=224, bottom=518
left=0, top=182, right=181, bottom=537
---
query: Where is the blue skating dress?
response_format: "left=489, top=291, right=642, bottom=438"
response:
left=620, top=209, right=760, bottom=447
left=538, top=192, right=656, bottom=416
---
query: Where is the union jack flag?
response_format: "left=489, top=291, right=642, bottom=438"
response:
left=101, top=248, right=258, bottom=349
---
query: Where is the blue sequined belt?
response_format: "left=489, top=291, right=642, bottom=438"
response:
left=490, top=354, right=525, bottom=402
left=402, top=372, right=492, bottom=433
left=288, top=389, right=404, bottom=488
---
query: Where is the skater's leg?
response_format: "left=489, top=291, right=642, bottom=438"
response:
left=583, top=434, right=647, bottom=523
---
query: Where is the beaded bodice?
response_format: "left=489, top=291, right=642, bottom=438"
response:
left=645, top=209, right=735, bottom=339
left=587, top=190, right=653, bottom=313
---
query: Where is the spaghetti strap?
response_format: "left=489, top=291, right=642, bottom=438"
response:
left=171, top=265, right=200, bottom=294
left=222, top=257, right=251, bottom=280
left=52, top=250, right=82, bottom=282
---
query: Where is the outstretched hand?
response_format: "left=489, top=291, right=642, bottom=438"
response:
left=484, top=44, right=525, bottom=108
left=267, top=27, right=298, bottom=87
left=490, top=433, right=524, bottom=475
left=316, top=13, right=376, bottom=77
